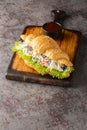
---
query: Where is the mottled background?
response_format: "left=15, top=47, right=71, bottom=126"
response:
left=0, top=0, right=87, bottom=130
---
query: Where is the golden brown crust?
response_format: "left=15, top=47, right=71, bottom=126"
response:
left=31, top=35, right=60, bottom=54
left=57, top=58, right=73, bottom=66
left=20, top=34, right=26, bottom=41
left=20, top=34, right=73, bottom=67
left=20, top=34, right=36, bottom=46
left=44, top=48, right=69, bottom=61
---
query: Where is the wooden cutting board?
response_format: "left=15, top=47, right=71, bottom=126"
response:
left=6, top=26, right=81, bottom=86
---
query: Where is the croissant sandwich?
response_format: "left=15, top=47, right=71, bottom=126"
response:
left=12, top=34, right=74, bottom=79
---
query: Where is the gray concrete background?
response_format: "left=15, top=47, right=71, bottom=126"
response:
left=0, top=0, right=87, bottom=130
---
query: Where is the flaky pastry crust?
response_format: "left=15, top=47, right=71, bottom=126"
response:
left=31, top=35, right=60, bottom=54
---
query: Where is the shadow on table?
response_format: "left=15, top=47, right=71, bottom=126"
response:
left=71, top=35, right=87, bottom=88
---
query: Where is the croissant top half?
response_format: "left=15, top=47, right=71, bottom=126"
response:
left=20, top=34, right=73, bottom=66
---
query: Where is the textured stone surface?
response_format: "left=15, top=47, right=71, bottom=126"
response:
left=0, top=0, right=87, bottom=130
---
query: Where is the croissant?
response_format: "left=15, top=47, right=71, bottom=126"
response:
left=12, top=34, right=74, bottom=79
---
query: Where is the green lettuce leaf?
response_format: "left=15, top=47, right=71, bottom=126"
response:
left=12, top=41, right=74, bottom=79
left=12, top=41, right=21, bottom=52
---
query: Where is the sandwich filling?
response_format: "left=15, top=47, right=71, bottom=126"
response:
left=12, top=37, right=74, bottom=79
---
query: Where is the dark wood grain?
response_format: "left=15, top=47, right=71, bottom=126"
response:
left=6, top=26, right=82, bottom=86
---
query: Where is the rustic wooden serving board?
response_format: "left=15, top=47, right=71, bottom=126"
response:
left=6, top=26, right=81, bottom=86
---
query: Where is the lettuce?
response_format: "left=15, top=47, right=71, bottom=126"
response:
left=12, top=41, right=21, bottom=52
left=12, top=41, right=74, bottom=79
